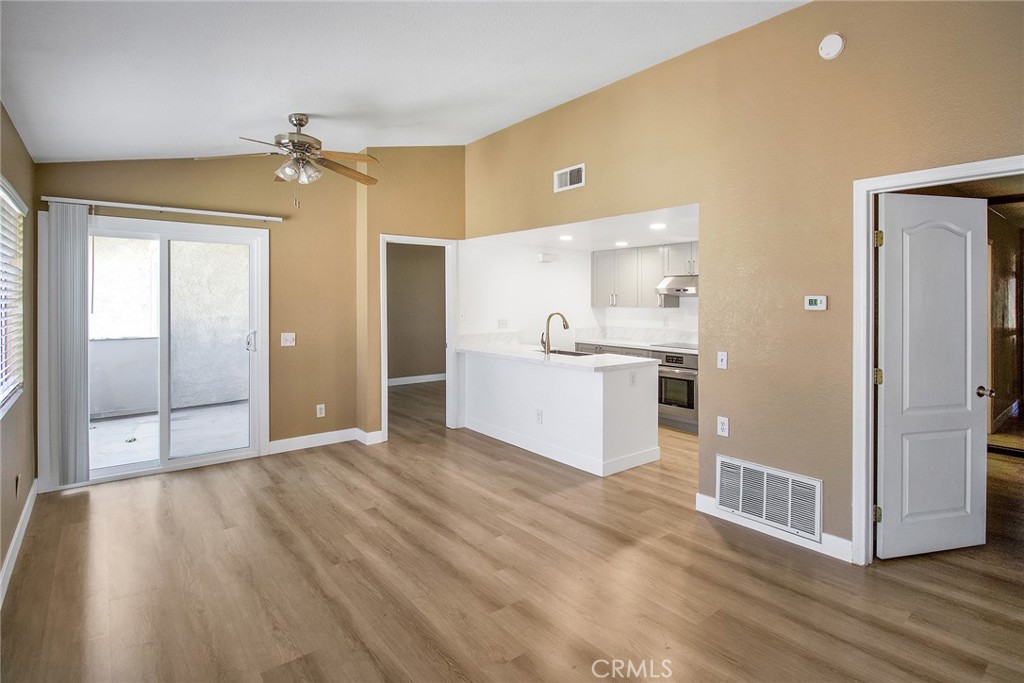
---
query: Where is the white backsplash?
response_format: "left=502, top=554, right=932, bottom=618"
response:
left=581, top=299, right=698, bottom=345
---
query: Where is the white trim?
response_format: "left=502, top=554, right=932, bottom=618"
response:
left=379, top=235, right=459, bottom=443
left=0, top=175, right=29, bottom=216
left=852, top=154, right=1024, bottom=566
left=264, top=428, right=381, bottom=454
left=696, top=493, right=853, bottom=563
left=41, top=196, right=282, bottom=223
left=0, top=386, right=23, bottom=421
left=0, top=479, right=37, bottom=608
left=387, top=373, right=446, bottom=387
left=992, top=399, right=1018, bottom=434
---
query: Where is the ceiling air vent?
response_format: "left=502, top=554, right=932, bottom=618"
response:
left=553, top=163, right=585, bottom=193
left=716, top=455, right=822, bottom=541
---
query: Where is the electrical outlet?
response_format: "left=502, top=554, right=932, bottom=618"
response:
left=316, top=404, right=326, bottom=418
left=630, top=371, right=637, bottom=387
left=717, top=351, right=728, bottom=369
left=662, top=317, right=669, bottom=327
left=497, top=318, right=509, bottom=329
left=717, top=416, right=730, bottom=437
left=281, top=332, right=296, bottom=347
left=536, top=409, right=543, bottom=424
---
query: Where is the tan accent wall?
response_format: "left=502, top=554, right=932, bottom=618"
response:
left=355, top=147, right=464, bottom=432
left=386, top=243, right=446, bottom=380
left=989, top=212, right=1022, bottom=429
left=0, top=104, right=37, bottom=564
left=464, top=1, right=1024, bottom=539
left=35, top=157, right=357, bottom=441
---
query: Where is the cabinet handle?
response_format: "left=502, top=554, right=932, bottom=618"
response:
left=609, top=294, right=613, bottom=306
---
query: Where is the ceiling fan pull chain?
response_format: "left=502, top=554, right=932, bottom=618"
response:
left=293, top=182, right=300, bottom=210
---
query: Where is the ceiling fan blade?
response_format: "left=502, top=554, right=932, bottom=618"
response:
left=194, top=152, right=277, bottom=160
left=315, top=158, right=378, bottom=186
left=239, top=136, right=283, bottom=149
left=320, top=150, right=380, bottom=164
left=273, top=175, right=285, bottom=183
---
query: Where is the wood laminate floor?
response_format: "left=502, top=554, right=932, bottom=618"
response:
left=3, top=381, right=1022, bottom=682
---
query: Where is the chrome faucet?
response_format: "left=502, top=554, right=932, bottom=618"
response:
left=540, top=312, right=570, bottom=356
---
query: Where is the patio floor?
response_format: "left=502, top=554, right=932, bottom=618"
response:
left=89, top=400, right=250, bottom=472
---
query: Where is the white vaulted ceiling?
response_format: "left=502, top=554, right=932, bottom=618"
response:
left=1, top=1, right=800, bottom=162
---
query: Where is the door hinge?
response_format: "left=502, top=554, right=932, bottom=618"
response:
left=873, top=505, right=882, bottom=523
left=873, top=230, right=884, bottom=248
left=873, top=368, right=884, bottom=385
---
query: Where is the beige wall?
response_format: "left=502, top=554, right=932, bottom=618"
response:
left=36, top=157, right=358, bottom=441
left=464, top=1, right=1024, bottom=539
left=355, top=146, right=465, bottom=432
left=386, top=243, right=446, bottom=379
left=989, top=212, right=1022, bottom=428
left=0, top=104, right=37, bottom=564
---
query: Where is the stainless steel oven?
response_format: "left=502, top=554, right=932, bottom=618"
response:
left=653, top=351, right=698, bottom=428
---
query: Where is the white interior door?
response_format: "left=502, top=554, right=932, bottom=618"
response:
left=877, top=193, right=989, bottom=558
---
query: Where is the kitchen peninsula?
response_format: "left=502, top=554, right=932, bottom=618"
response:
left=456, top=344, right=660, bottom=476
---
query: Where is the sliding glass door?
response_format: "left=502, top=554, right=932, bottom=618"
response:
left=169, top=240, right=253, bottom=458
left=86, top=218, right=266, bottom=478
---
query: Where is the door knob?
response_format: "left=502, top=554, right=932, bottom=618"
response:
left=976, top=386, right=995, bottom=398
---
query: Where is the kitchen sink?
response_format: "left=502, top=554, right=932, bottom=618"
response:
left=535, top=349, right=590, bottom=357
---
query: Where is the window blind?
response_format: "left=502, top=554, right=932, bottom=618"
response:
left=0, top=180, right=25, bottom=407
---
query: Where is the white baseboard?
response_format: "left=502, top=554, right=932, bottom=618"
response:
left=602, top=447, right=661, bottom=475
left=387, top=373, right=446, bottom=387
left=266, top=427, right=384, bottom=454
left=1, top=479, right=37, bottom=608
left=695, top=493, right=854, bottom=563
left=992, top=398, right=1019, bottom=433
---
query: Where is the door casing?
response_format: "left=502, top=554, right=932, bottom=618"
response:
left=851, top=154, right=1024, bottom=565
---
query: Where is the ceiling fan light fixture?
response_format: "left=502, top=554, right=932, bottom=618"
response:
left=275, top=157, right=301, bottom=181
left=297, top=159, right=323, bottom=185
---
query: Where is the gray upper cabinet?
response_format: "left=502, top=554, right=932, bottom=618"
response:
left=664, top=241, right=699, bottom=275
left=592, top=248, right=639, bottom=307
left=614, top=249, right=639, bottom=307
left=592, top=250, right=617, bottom=307
left=594, top=244, right=688, bottom=308
left=638, top=246, right=678, bottom=309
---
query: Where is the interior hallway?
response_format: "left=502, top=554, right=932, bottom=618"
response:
left=3, top=382, right=1021, bottom=682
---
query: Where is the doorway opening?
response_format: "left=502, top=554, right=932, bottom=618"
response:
left=852, top=155, right=1024, bottom=564
left=379, top=235, right=458, bottom=442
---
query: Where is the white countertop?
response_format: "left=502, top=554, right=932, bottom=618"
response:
left=457, top=343, right=659, bottom=372
left=575, top=337, right=699, bottom=355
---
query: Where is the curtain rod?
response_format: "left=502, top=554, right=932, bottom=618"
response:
left=41, top=196, right=283, bottom=223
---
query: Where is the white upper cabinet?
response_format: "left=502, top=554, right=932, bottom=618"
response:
left=664, top=241, right=699, bottom=275
left=614, top=249, right=639, bottom=308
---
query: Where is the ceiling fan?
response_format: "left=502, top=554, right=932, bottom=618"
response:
left=197, top=113, right=378, bottom=186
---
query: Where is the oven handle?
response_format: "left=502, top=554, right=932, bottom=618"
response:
left=659, top=367, right=698, bottom=379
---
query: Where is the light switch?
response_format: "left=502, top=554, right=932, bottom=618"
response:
left=717, top=351, right=728, bottom=369
left=281, top=332, right=296, bottom=347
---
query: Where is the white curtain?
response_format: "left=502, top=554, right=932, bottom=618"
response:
left=45, top=202, right=90, bottom=485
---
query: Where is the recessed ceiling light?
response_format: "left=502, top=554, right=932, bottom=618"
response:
left=559, top=235, right=573, bottom=241
left=649, top=223, right=667, bottom=230
left=615, top=241, right=628, bottom=247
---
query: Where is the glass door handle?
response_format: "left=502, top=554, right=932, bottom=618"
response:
left=245, top=330, right=257, bottom=352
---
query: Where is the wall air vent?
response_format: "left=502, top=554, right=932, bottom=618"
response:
left=716, top=455, right=822, bottom=541
left=553, top=163, right=585, bottom=193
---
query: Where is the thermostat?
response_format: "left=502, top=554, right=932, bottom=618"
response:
left=804, top=296, right=828, bottom=311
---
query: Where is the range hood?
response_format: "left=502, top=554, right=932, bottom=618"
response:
left=656, top=275, right=698, bottom=297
